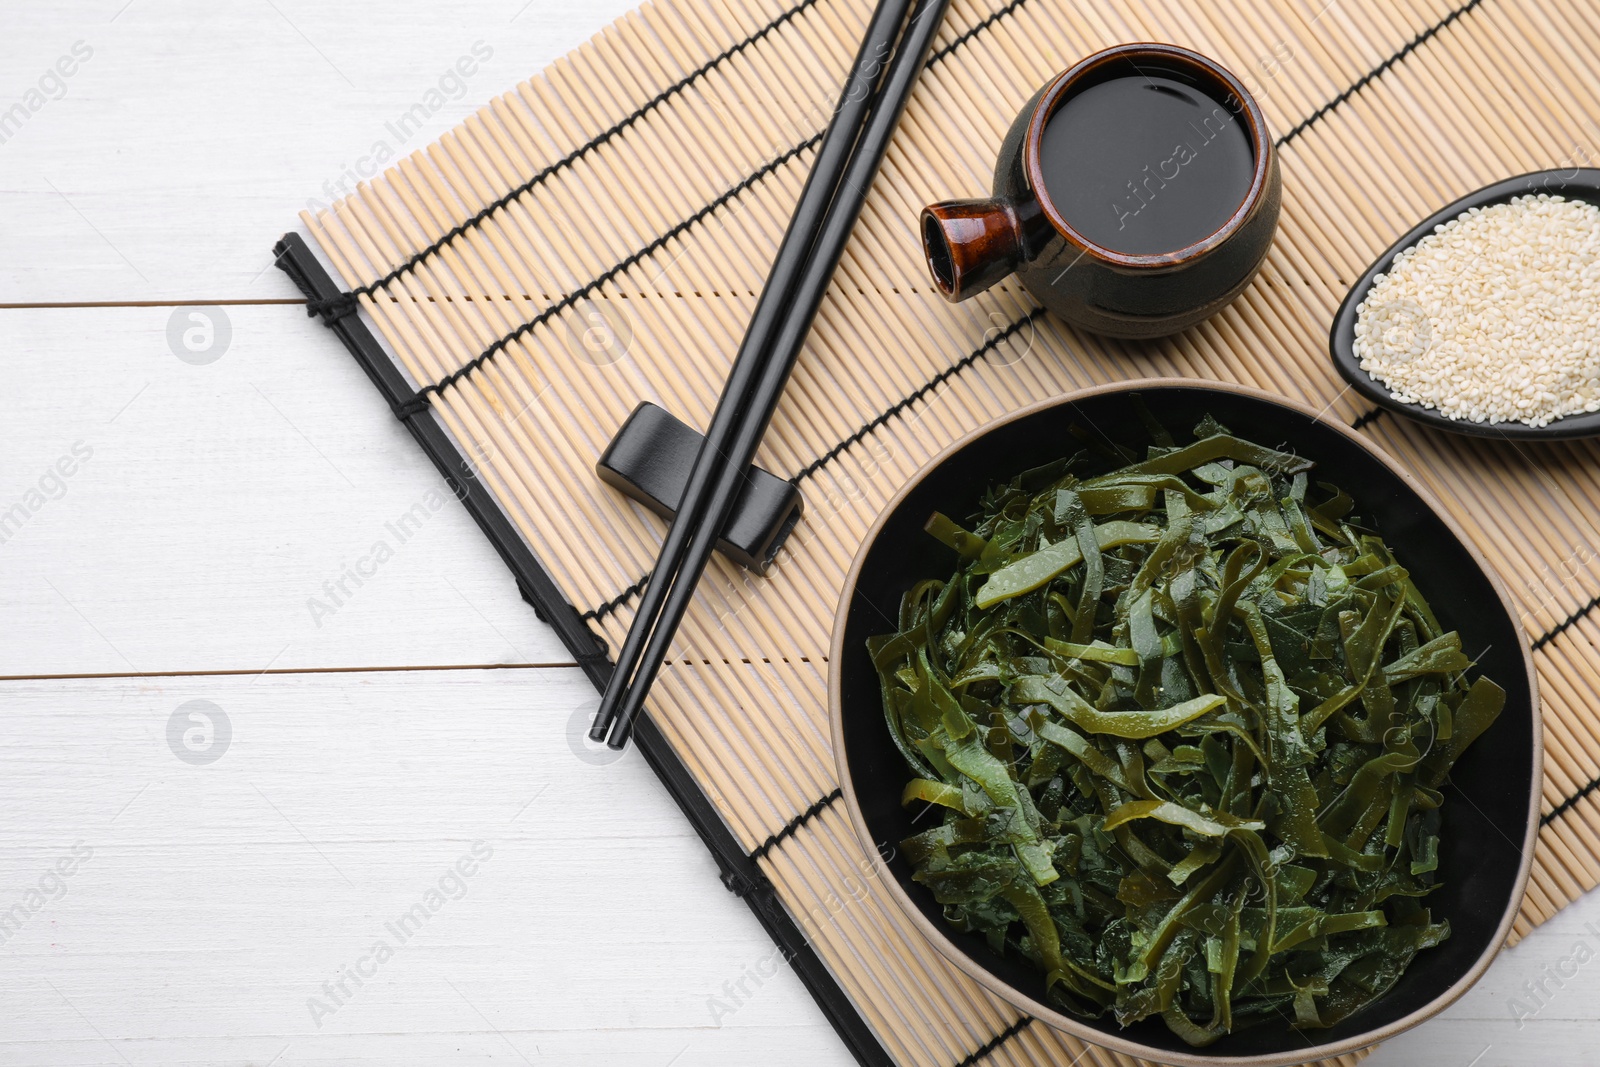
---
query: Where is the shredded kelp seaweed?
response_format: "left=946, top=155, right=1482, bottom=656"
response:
left=869, top=415, right=1504, bottom=1045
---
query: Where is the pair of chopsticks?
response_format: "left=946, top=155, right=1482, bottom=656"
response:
left=590, top=0, right=951, bottom=749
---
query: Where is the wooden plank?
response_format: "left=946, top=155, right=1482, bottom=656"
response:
left=0, top=0, right=639, bottom=304
left=0, top=304, right=570, bottom=675
left=0, top=667, right=855, bottom=1066
left=1367, top=890, right=1600, bottom=1065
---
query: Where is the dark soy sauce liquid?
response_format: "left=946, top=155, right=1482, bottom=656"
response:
left=1038, top=73, right=1254, bottom=255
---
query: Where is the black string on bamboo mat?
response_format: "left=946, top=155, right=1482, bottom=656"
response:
left=1533, top=593, right=1600, bottom=651
left=1545, top=776, right=1600, bottom=827
left=387, top=134, right=822, bottom=418
left=303, top=0, right=823, bottom=323
left=1350, top=408, right=1385, bottom=430
left=1276, top=0, right=1488, bottom=149
left=582, top=575, right=648, bottom=623
left=954, top=1016, right=1032, bottom=1066
left=925, top=0, right=1032, bottom=64
left=749, top=788, right=843, bottom=861
left=790, top=308, right=1051, bottom=485
left=305, top=0, right=1038, bottom=326
left=315, top=0, right=1041, bottom=412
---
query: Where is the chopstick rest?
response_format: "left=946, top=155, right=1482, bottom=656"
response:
left=597, top=402, right=803, bottom=573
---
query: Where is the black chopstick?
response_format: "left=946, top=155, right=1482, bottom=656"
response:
left=597, top=0, right=952, bottom=750
left=588, top=0, right=920, bottom=744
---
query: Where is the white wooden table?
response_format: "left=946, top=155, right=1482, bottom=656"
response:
left=1, top=3, right=1594, bottom=1064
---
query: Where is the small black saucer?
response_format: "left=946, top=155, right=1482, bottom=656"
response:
left=1330, top=167, right=1600, bottom=441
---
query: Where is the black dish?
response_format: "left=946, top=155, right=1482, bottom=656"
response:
left=1330, top=168, right=1600, bottom=441
left=830, top=382, right=1540, bottom=1066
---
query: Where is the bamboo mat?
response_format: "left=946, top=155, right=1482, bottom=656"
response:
left=287, top=0, right=1600, bottom=1061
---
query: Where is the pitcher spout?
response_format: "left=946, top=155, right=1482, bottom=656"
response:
left=920, top=197, right=1026, bottom=302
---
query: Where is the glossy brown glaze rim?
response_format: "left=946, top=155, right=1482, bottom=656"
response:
left=1022, top=44, right=1273, bottom=270
left=828, top=379, right=1541, bottom=1067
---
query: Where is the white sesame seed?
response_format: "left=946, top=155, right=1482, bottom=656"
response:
left=1353, top=194, right=1600, bottom=428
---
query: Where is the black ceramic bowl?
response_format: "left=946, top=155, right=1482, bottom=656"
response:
left=830, top=381, right=1540, bottom=1066
left=1330, top=168, right=1600, bottom=440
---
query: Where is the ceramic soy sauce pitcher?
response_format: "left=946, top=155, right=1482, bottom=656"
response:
left=920, top=42, right=1280, bottom=339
